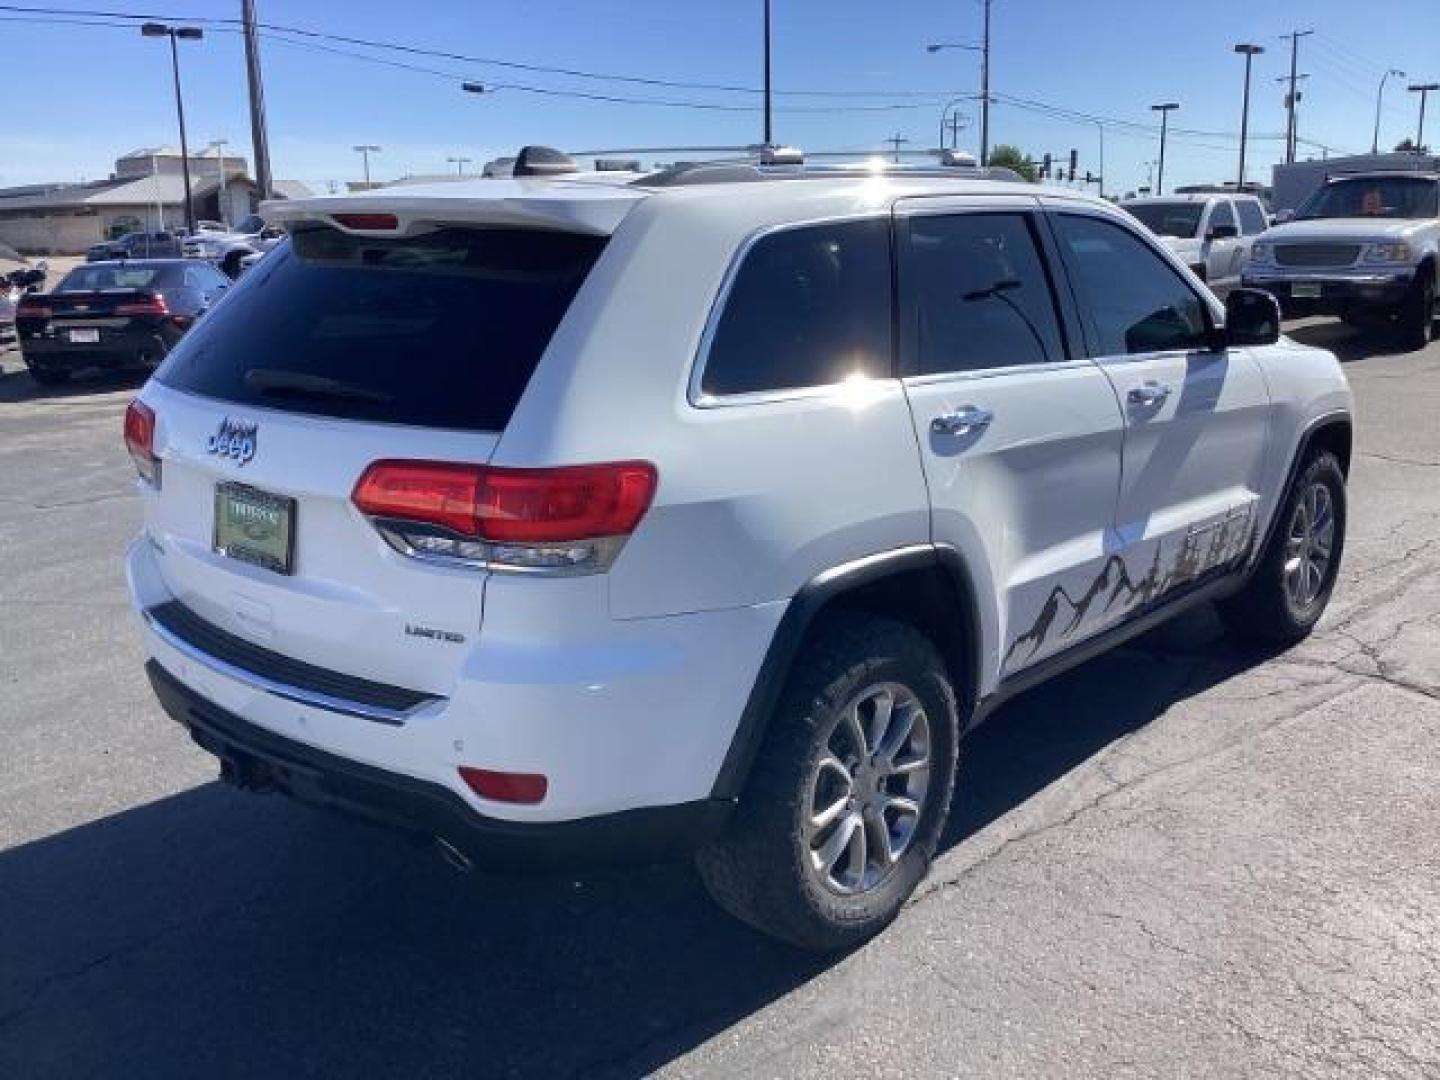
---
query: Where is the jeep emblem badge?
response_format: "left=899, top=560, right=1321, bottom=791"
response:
left=206, top=418, right=258, bottom=466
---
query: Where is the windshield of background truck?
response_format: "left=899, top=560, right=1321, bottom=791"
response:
left=1122, top=202, right=1204, bottom=239
left=1297, top=176, right=1440, bottom=221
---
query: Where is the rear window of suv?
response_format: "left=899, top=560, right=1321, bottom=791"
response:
left=155, top=224, right=607, bottom=432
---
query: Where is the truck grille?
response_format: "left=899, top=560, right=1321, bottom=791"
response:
left=1274, top=244, right=1361, bottom=268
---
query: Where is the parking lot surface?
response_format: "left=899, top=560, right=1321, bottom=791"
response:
left=2, top=319, right=1439, bottom=1078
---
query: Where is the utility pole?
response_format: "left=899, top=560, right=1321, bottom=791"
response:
left=1150, top=102, right=1178, bottom=195
left=762, top=0, right=772, bottom=146
left=979, top=0, right=992, bottom=165
left=1280, top=29, right=1313, bottom=164
left=241, top=0, right=273, bottom=202
left=1277, top=73, right=1310, bottom=162
left=447, top=156, right=472, bottom=176
left=1234, top=43, right=1264, bottom=187
left=886, top=133, right=910, bottom=163
left=207, top=138, right=231, bottom=224
left=1373, top=69, right=1406, bottom=154
left=353, top=144, right=381, bottom=187
left=1410, top=83, right=1440, bottom=151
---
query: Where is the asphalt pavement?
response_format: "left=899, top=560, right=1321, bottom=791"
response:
left=2, top=318, right=1439, bottom=1078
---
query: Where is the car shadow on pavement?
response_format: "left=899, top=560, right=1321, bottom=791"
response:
left=1283, top=319, right=1421, bottom=364
left=0, top=360, right=143, bottom=404
left=0, top=608, right=1278, bottom=1080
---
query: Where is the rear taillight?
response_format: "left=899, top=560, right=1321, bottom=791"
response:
left=116, top=293, right=170, bottom=317
left=16, top=298, right=51, bottom=319
left=123, top=399, right=161, bottom=486
left=352, top=459, right=657, bottom=574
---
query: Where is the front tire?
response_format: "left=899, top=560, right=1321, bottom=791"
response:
left=1218, top=451, right=1346, bottom=645
left=696, top=615, right=959, bottom=951
left=1397, top=271, right=1436, bottom=350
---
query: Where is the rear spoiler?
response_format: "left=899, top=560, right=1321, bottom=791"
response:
left=261, top=182, right=645, bottom=239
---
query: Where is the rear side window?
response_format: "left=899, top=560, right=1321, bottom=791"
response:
left=59, top=265, right=163, bottom=291
left=1207, top=200, right=1237, bottom=234
left=700, top=218, right=892, bottom=398
left=1236, top=199, right=1267, bottom=235
left=155, top=225, right=606, bottom=432
left=899, top=212, right=1065, bottom=375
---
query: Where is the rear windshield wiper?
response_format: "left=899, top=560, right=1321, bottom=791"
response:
left=244, top=368, right=393, bottom=404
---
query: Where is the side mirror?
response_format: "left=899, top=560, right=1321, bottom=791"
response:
left=1224, top=288, right=1281, bottom=346
left=1208, top=223, right=1239, bottom=240
left=1275, top=208, right=1295, bottom=224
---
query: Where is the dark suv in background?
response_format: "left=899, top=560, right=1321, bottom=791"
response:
left=86, top=231, right=183, bottom=262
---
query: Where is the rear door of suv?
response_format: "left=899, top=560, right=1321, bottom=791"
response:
left=138, top=221, right=609, bottom=698
left=893, top=194, right=1127, bottom=686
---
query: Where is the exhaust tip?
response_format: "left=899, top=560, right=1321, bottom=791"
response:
left=434, top=835, right=474, bottom=874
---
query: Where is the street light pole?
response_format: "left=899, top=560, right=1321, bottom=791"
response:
left=1373, top=69, right=1406, bottom=154
left=447, top=156, right=472, bottom=176
left=1150, top=102, right=1178, bottom=196
left=141, top=22, right=203, bottom=235
left=1234, top=44, right=1264, bottom=187
left=926, top=42, right=983, bottom=158
left=1093, top=119, right=1105, bottom=198
left=207, top=138, right=230, bottom=225
left=762, top=0, right=772, bottom=146
left=353, top=144, right=381, bottom=187
left=1410, top=83, right=1440, bottom=151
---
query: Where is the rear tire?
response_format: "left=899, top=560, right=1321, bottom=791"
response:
left=696, top=614, right=959, bottom=951
left=1218, top=451, right=1346, bottom=645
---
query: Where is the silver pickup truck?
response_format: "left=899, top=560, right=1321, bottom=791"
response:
left=1243, top=171, right=1439, bottom=348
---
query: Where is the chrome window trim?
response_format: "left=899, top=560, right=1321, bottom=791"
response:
left=686, top=211, right=893, bottom=409
left=141, top=606, right=444, bottom=725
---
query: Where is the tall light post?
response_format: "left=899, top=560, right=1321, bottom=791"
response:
left=927, top=42, right=985, bottom=160
left=353, top=144, right=381, bottom=187
left=1234, top=44, right=1264, bottom=188
left=1092, top=119, right=1105, bottom=198
left=1150, top=102, right=1179, bottom=196
left=140, top=21, right=203, bottom=234
left=1410, top=83, right=1440, bottom=151
left=1373, top=69, right=1406, bottom=154
left=447, top=156, right=472, bottom=176
left=762, top=0, right=772, bottom=146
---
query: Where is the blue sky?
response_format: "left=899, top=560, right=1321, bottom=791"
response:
left=1, top=0, right=1437, bottom=196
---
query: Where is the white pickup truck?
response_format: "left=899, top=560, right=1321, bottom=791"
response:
left=182, top=214, right=287, bottom=277
left=1243, top=171, right=1440, bottom=347
left=1121, top=193, right=1270, bottom=296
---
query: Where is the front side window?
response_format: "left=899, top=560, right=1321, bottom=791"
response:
left=1207, top=200, right=1238, bottom=235
left=1236, top=199, right=1267, bottom=235
left=1054, top=214, right=1211, bottom=357
left=700, top=218, right=892, bottom=397
left=899, top=212, right=1066, bottom=376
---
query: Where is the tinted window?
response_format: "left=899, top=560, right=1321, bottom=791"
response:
left=156, top=225, right=606, bottom=432
left=1236, top=199, right=1267, bottom=235
left=1054, top=214, right=1211, bottom=356
left=1207, top=200, right=1237, bottom=234
left=900, top=212, right=1065, bottom=375
left=58, top=264, right=164, bottom=291
left=701, top=218, right=891, bottom=397
left=1123, top=201, right=1203, bottom=239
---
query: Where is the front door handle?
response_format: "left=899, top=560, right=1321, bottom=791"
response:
left=930, top=405, right=994, bottom=437
left=1127, top=381, right=1172, bottom=408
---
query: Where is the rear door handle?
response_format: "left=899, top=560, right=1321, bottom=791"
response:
left=1127, top=382, right=1172, bottom=408
left=930, top=406, right=994, bottom=437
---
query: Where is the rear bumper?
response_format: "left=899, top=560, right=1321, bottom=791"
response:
left=1243, top=269, right=1414, bottom=316
left=20, top=329, right=172, bottom=369
left=148, top=658, right=731, bottom=868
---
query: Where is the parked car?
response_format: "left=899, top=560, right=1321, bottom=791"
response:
left=87, top=231, right=183, bottom=262
left=17, top=258, right=230, bottom=385
left=1121, top=193, right=1269, bottom=295
left=124, top=149, right=1353, bottom=950
left=1243, top=171, right=1440, bottom=347
left=182, top=213, right=287, bottom=277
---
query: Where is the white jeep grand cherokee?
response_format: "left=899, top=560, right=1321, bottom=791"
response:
left=124, top=148, right=1353, bottom=950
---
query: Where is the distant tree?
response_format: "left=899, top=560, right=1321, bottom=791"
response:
left=987, top=144, right=1039, bottom=182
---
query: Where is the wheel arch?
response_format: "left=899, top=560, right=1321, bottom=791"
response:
left=1254, top=410, right=1353, bottom=566
left=709, top=545, right=983, bottom=800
